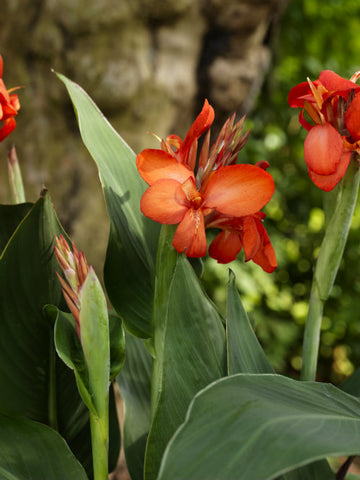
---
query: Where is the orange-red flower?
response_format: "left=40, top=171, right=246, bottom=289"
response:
left=288, top=70, right=360, bottom=191
left=136, top=100, right=276, bottom=271
left=0, top=55, right=21, bottom=141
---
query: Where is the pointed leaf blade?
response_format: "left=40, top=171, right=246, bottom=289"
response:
left=158, top=374, right=360, bottom=480
left=57, top=73, right=160, bottom=337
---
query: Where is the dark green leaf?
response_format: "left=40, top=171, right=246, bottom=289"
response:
left=0, top=412, right=88, bottom=480
left=158, top=374, right=360, bottom=480
left=226, top=269, right=274, bottom=374
left=145, top=253, right=226, bottom=480
left=117, top=331, right=152, bottom=480
left=0, top=203, right=32, bottom=254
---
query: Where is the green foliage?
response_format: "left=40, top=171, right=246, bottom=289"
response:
left=158, top=374, right=360, bottom=480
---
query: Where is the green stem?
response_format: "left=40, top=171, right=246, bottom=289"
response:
left=8, top=146, right=25, bottom=204
left=301, top=158, right=360, bottom=381
left=48, top=339, right=58, bottom=431
left=90, top=410, right=109, bottom=480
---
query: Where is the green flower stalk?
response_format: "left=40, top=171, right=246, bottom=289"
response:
left=301, top=158, right=360, bottom=381
left=8, top=145, right=25, bottom=204
left=55, top=235, right=110, bottom=480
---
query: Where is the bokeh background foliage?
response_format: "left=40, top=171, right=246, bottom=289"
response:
left=1, top=0, right=360, bottom=384
left=202, top=0, right=360, bottom=382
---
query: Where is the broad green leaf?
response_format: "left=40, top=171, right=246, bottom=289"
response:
left=117, top=331, right=152, bottom=480
left=0, top=203, right=32, bottom=254
left=340, top=367, right=360, bottom=398
left=0, top=412, right=87, bottom=480
left=226, top=271, right=334, bottom=480
left=57, top=73, right=160, bottom=338
left=226, top=269, right=273, bottom=374
left=158, top=374, right=360, bottom=480
left=0, top=194, right=92, bottom=476
left=145, top=253, right=226, bottom=480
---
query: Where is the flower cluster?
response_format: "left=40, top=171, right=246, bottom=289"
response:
left=288, top=70, right=360, bottom=191
left=0, top=55, right=20, bottom=141
left=136, top=100, right=277, bottom=272
left=54, top=235, right=90, bottom=341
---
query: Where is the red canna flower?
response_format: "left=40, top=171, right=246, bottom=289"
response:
left=288, top=70, right=360, bottom=191
left=137, top=100, right=276, bottom=270
left=54, top=235, right=90, bottom=341
left=207, top=212, right=277, bottom=272
left=0, top=55, right=21, bottom=141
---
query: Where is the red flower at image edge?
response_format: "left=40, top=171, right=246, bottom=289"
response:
left=288, top=70, right=360, bottom=191
left=0, top=55, right=20, bottom=141
left=136, top=100, right=277, bottom=272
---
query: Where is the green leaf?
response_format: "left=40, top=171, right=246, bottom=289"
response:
left=0, top=194, right=94, bottom=476
left=158, top=374, right=360, bottom=480
left=0, top=412, right=87, bottom=480
left=109, top=312, right=125, bottom=382
left=226, top=271, right=334, bottom=480
left=57, top=73, right=160, bottom=338
left=340, top=367, right=360, bottom=398
left=52, top=307, right=96, bottom=415
left=145, top=253, right=226, bottom=480
left=0, top=203, right=32, bottom=254
left=117, top=331, right=152, bottom=480
left=226, top=269, right=274, bottom=374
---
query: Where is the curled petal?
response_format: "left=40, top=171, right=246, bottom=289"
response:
left=140, top=179, right=189, bottom=224
left=136, top=149, right=194, bottom=185
left=209, top=230, right=242, bottom=264
left=308, top=151, right=351, bottom=191
left=303, top=123, right=343, bottom=175
left=241, top=216, right=261, bottom=261
left=319, top=70, right=360, bottom=96
left=203, top=164, right=274, bottom=217
left=180, top=99, right=215, bottom=168
left=172, top=208, right=207, bottom=257
left=251, top=226, right=277, bottom=273
left=345, top=94, right=360, bottom=141
left=288, top=81, right=312, bottom=107
left=0, top=117, right=16, bottom=142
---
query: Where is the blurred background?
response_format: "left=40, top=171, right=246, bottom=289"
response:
left=1, top=0, right=360, bottom=383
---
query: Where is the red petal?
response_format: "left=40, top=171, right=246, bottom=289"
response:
left=308, top=151, right=351, bottom=191
left=0, top=117, right=16, bottom=141
left=209, top=230, right=242, bottom=264
left=140, top=179, right=189, bottom=224
left=172, top=208, right=207, bottom=257
left=303, top=123, right=343, bottom=175
left=319, top=70, right=360, bottom=95
left=203, top=164, right=274, bottom=217
left=180, top=99, right=215, bottom=167
left=136, top=149, right=194, bottom=185
left=241, top=216, right=261, bottom=261
left=288, top=81, right=312, bottom=107
left=0, top=55, right=3, bottom=78
left=345, top=94, right=360, bottom=141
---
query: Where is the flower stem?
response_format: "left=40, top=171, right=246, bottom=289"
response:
left=8, top=146, right=25, bottom=204
left=90, top=410, right=109, bottom=480
left=301, top=158, right=360, bottom=381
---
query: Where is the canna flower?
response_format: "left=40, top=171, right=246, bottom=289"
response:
left=136, top=100, right=276, bottom=271
left=288, top=70, right=360, bottom=191
left=54, top=235, right=90, bottom=341
left=0, top=55, right=21, bottom=141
